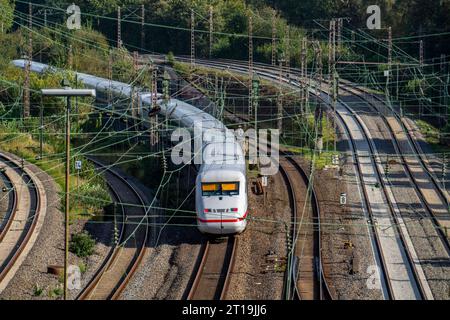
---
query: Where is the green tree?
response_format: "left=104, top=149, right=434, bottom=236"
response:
left=0, top=0, right=14, bottom=32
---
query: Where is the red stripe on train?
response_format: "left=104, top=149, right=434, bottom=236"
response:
left=198, top=211, right=248, bottom=223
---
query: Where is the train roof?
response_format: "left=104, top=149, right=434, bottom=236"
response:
left=12, top=59, right=246, bottom=169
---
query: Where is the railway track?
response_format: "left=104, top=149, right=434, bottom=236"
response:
left=341, top=82, right=450, bottom=252
left=172, top=57, right=398, bottom=298
left=279, top=155, right=332, bottom=300
left=0, top=165, right=17, bottom=243
left=186, top=236, right=237, bottom=300
left=0, top=154, right=41, bottom=291
left=175, top=57, right=433, bottom=299
left=77, top=158, right=149, bottom=300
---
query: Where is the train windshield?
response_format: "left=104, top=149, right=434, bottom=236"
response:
left=201, top=182, right=240, bottom=196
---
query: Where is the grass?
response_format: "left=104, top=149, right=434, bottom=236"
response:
left=0, top=119, right=111, bottom=221
left=48, top=285, right=63, bottom=298
left=69, top=231, right=96, bottom=258
left=415, top=119, right=450, bottom=154
left=33, top=284, right=44, bottom=297
left=78, top=261, right=87, bottom=274
left=282, top=144, right=339, bottom=170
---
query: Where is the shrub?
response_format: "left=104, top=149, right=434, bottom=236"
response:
left=79, top=261, right=87, bottom=274
left=49, top=285, right=63, bottom=298
left=167, top=51, right=175, bottom=66
left=69, top=231, right=95, bottom=258
left=33, top=283, right=44, bottom=297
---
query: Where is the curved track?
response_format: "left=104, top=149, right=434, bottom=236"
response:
left=177, top=57, right=434, bottom=299
left=279, top=155, right=332, bottom=300
left=0, top=154, right=41, bottom=288
left=340, top=82, right=450, bottom=255
left=0, top=166, right=17, bottom=243
left=77, top=158, right=149, bottom=300
left=187, top=236, right=237, bottom=300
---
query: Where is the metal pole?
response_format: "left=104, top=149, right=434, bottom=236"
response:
left=68, top=44, right=73, bottom=70
left=278, top=60, right=283, bottom=133
left=328, top=20, right=333, bottom=78
left=117, top=6, right=121, bottom=48
left=271, top=11, right=276, bottom=66
left=141, top=4, right=145, bottom=50
left=39, top=102, right=43, bottom=159
left=190, top=9, right=195, bottom=69
left=285, top=26, right=290, bottom=78
left=300, top=37, right=306, bottom=115
left=396, top=63, right=399, bottom=101
left=64, top=95, right=71, bottom=300
left=209, top=5, right=213, bottom=59
left=420, top=40, right=424, bottom=68
left=332, top=20, right=337, bottom=152
left=248, top=14, right=253, bottom=118
left=24, top=2, right=32, bottom=119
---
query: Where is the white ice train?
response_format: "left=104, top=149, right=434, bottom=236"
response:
left=12, top=60, right=248, bottom=235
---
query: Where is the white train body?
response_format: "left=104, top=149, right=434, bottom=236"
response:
left=13, top=60, right=248, bottom=235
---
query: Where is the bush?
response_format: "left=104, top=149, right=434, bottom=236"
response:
left=167, top=51, right=175, bottom=66
left=49, top=285, right=63, bottom=298
left=69, top=231, right=95, bottom=258
left=33, top=283, right=44, bottom=297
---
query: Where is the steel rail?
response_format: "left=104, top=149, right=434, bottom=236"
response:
left=279, top=154, right=333, bottom=300
left=0, top=167, right=17, bottom=243
left=341, top=82, right=450, bottom=254
left=177, top=57, right=394, bottom=299
left=187, top=236, right=237, bottom=300
left=77, top=158, right=148, bottom=300
left=0, top=154, right=41, bottom=285
left=338, top=83, right=450, bottom=258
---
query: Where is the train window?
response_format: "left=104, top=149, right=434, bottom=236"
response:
left=202, top=183, right=218, bottom=192
left=221, top=183, right=238, bottom=191
left=201, top=182, right=240, bottom=196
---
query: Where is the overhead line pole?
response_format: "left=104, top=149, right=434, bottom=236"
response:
left=328, top=20, right=333, bottom=78
left=24, top=2, right=32, bottom=119
left=331, top=19, right=338, bottom=152
left=441, top=54, right=447, bottom=122
left=141, top=4, right=145, bottom=50
left=271, top=11, right=276, bottom=66
left=285, top=26, right=290, bottom=79
left=300, top=37, right=307, bottom=115
left=117, top=6, right=122, bottom=48
left=420, top=40, right=424, bottom=68
left=278, top=58, right=284, bottom=133
left=190, top=9, right=195, bottom=69
left=387, top=26, right=392, bottom=105
left=248, top=14, right=253, bottom=119
left=209, top=5, right=213, bottom=59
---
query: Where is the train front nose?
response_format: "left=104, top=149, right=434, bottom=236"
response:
left=197, top=205, right=247, bottom=235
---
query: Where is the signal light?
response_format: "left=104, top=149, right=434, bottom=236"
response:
left=230, top=208, right=238, bottom=212
left=204, top=208, right=211, bottom=213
